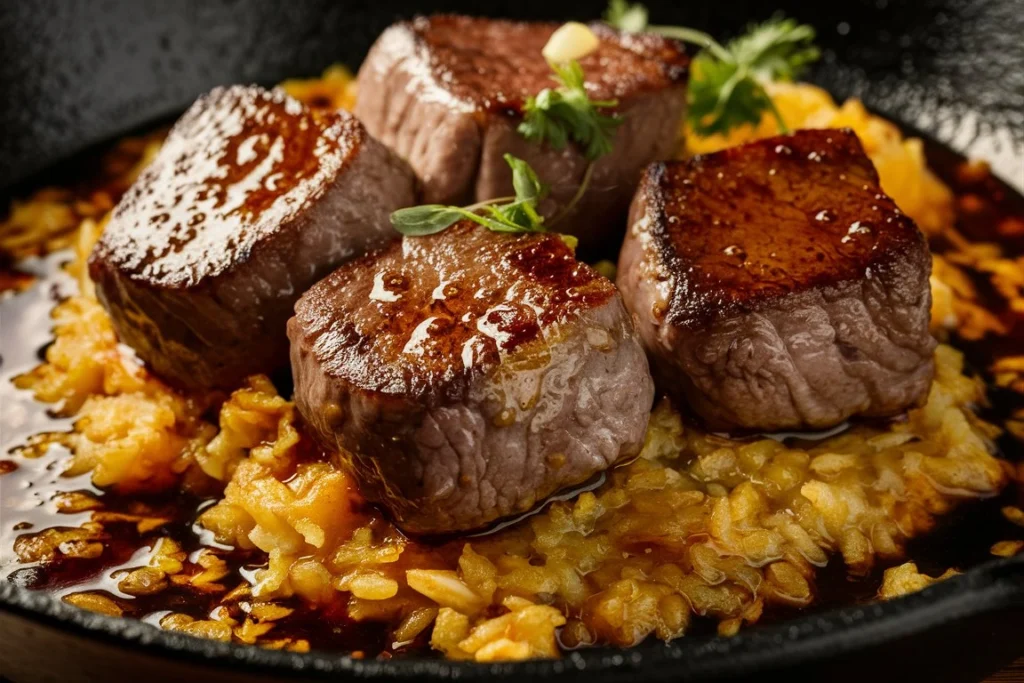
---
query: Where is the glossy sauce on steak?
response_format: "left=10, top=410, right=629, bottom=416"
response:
left=288, top=223, right=655, bottom=534
left=89, top=85, right=417, bottom=388
left=617, top=129, right=936, bottom=431
left=355, top=15, right=688, bottom=246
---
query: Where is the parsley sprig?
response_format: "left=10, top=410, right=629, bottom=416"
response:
left=391, top=154, right=549, bottom=237
left=605, top=1, right=820, bottom=136
left=518, top=61, right=623, bottom=160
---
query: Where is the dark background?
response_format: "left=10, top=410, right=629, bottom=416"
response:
left=0, top=0, right=1021, bottom=190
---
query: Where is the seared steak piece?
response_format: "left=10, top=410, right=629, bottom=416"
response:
left=617, top=129, right=936, bottom=432
left=355, top=15, right=688, bottom=246
left=289, top=223, right=654, bottom=534
left=89, top=85, right=416, bottom=389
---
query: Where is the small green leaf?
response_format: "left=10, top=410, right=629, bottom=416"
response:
left=517, top=60, right=622, bottom=161
left=685, top=15, right=817, bottom=135
left=688, top=53, right=773, bottom=136
left=505, top=153, right=548, bottom=204
left=460, top=207, right=526, bottom=233
left=390, top=156, right=549, bottom=238
left=520, top=97, right=570, bottom=151
left=390, top=205, right=467, bottom=236
left=728, top=17, right=820, bottom=82
left=604, top=0, right=649, bottom=33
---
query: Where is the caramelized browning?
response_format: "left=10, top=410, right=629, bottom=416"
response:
left=618, top=129, right=936, bottom=430
left=644, top=129, right=928, bottom=327
left=291, top=223, right=616, bottom=402
left=86, top=85, right=416, bottom=388
left=391, top=16, right=688, bottom=116
left=354, top=15, right=689, bottom=243
left=93, top=86, right=363, bottom=288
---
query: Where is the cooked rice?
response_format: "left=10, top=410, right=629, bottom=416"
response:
left=1, top=67, right=1022, bottom=661
left=877, top=562, right=960, bottom=601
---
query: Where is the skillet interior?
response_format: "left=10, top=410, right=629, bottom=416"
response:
left=0, top=0, right=1022, bottom=680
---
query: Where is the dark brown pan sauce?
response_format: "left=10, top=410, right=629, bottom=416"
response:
left=0, top=131, right=1022, bottom=658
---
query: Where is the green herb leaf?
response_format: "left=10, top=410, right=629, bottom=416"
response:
left=391, top=155, right=549, bottom=237
left=518, top=60, right=622, bottom=161
left=390, top=205, right=470, bottom=237
left=728, top=17, right=820, bottom=83
left=603, top=2, right=819, bottom=136
left=506, top=153, right=547, bottom=204
left=687, top=53, right=778, bottom=136
left=604, top=0, right=648, bottom=34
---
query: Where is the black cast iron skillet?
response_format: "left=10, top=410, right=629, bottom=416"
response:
left=1, top=1, right=1022, bottom=681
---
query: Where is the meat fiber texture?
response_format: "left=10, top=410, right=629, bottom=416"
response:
left=289, top=223, right=655, bottom=533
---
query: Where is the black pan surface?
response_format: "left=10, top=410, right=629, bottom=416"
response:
left=0, top=1, right=1022, bottom=681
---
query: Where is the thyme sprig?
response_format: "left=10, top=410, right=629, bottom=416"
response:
left=391, top=154, right=548, bottom=237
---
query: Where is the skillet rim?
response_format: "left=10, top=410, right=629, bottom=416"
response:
left=1, top=554, right=1022, bottom=679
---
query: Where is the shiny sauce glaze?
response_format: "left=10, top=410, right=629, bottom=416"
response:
left=382, top=15, right=689, bottom=117
left=91, top=86, right=361, bottom=288
left=642, top=128, right=929, bottom=328
left=292, top=221, right=616, bottom=402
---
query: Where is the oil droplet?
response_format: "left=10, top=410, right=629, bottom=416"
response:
left=369, top=271, right=401, bottom=302
left=723, top=245, right=747, bottom=262
left=402, top=317, right=437, bottom=355
left=431, top=279, right=453, bottom=301
left=840, top=221, right=872, bottom=243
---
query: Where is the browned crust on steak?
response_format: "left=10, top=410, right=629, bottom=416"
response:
left=288, top=222, right=653, bottom=533
left=91, top=86, right=365, bottom=289
left=354, top=14, right=689, bottom=241
left=639, top=129, right=930, bottom=329
left=617, top=128, right=936, bottom=431
left=289, top=222, right=617, bottom=404
left=376, top=15, right=689, bottom=117
left=88, top=85, right=417, bottom=388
